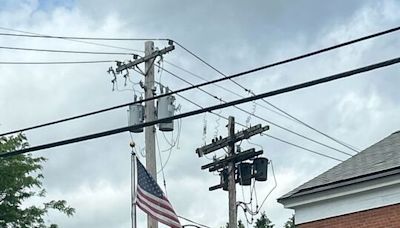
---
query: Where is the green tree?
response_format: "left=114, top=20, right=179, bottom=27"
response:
left=254, top=212, right=274, bottom=228
left=222, top=220, right=246, bottom=228
left=284, top=215, right=295, bottom=228
left=0, top=134, right=75, bottom=227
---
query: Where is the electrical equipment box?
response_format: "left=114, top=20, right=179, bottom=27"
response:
left=253, top=157, right=268, bottom=181
left=157, top=94, right=175, bottom=131
left=220, top=168, right=229, bottom=191
left=128, top=103, right=144, bottom=133
left=238, top=162, right=252, bottom=186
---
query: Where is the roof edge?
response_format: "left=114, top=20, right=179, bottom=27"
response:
left=278, top=166, right=400, bottom=202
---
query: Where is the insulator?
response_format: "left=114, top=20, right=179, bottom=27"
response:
left=157, top=94, right=175, bottom=131
left=128, top=103, right=144, bottom=133
left=238, top=162, right=252, bottom=186
left=253, top=157, right=268, bottom=181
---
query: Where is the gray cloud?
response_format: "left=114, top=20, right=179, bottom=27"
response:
left=1, top=0, right=400, bottom=227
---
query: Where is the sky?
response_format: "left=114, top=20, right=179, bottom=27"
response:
left=1, top=0, right=400, bottom=227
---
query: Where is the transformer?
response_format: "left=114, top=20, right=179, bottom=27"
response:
left=220, top=168, right=229, bottom=191
left=253, top=157, right=268, bottom=181
left=128, top=100, right=144, bottom=133
left=238, top=162, right=252, bottom=186
left=157, top=92, right=175, bottom=131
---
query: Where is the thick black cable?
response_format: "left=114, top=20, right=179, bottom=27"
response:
left=1, top=56, right=398, bottom=158
left=164, top=60, right=358, bottom=155
left=173, top=25, right=400, bottom=81
left=174, top=42, right=361, bottom=153
left=172, top=26, right=400, bottom=152
left=164, top=60, right=294, bottom=121
left=259, top=101, right=360, bottom=152
left=172, top=85, right=342, bottom=162
left=0, top=45, right=135, bottom=55
left=160, top=66, right=353, bottom=157
left=1, top=56, right=398, bottom=137
left=1, top=26, right=398, bottom=135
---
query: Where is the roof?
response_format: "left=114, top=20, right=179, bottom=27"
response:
left=279, top=130, right=400, bottom=201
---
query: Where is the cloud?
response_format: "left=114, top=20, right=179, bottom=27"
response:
left=1, top=0, right=400, bottom=227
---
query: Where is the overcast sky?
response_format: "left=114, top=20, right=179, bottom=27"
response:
left=1, top=0, right=400, bottom=227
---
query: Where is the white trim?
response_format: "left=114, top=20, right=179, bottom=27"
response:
left=280, top=174, right=400, bottom=225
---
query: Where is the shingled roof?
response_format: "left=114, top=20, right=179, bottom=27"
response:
left=279, top=130, right=400, bottom=201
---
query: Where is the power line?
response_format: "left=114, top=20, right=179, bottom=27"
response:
left=172, top=26, right=400, bottom=153
left=159, top=66, right=353, bottom=157
left=0, top=45, right=136, bottom=55
left=0, top=60, right=116, bottom=65
left=177, top=215, right=211, bottom=228
left=0, top=28, right=169, bottom=41
left=164, top=60, right=359, bottom=153
left=170, top=83, right=343, bottom=162
left=1, top=56, right=399, bottom=137
left=0, top=27, right=144, bottom=52
left=164, top=60, right=296, bottom=122
left=1, top=26, right=397, bottom=136
left=173, top=43, right=361, bottom=154
left=1, top=56, right=398, bottom=158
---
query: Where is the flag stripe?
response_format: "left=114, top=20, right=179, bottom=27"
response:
left=137, top=186, right=175, bottom=212
left=137, top=199, right=181, bottom=228
left=135, top=158, right=182, bottom=227
left=137, top=191, right=180, bottom=223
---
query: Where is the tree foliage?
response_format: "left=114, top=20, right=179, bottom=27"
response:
left=284, top=215, right=295, bottom=228
left=222, top=220, right=246, bottom=228
left=254, top=212, right=274, bottom=228
left=0, top=134, right=75, bottom=227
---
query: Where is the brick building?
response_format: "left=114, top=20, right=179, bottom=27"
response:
left=278, top=131, right=400, bottom=227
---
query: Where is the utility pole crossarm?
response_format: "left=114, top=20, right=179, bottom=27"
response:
left=116, top=45, right=175, bottom=73
left=196, top=124, right=269, bottom=157
left=202, top=149, right=264, bottom=172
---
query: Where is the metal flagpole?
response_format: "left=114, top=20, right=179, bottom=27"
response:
left=131, top=145, right=137, bottom=228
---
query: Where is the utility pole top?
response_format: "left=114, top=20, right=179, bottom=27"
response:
left=116, top=45, right=175, bottom=73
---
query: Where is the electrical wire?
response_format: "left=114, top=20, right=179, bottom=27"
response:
left=0, top=45, right=136, bottom=55
left=155, top=132, right=168, bottom=195
left=256, top=160, right=277, bottom=213
left=1, top=56, right=399, bottom=157
left=164, top=60, right=294, bottom=122
left=174, top=42, right=361, bottom=154
left=1, top=25, right=399, bottom=135
left=172, top=27, right=400, bottom=153
left=0, top=27, right=169, bottom=41
left=159, top=66, right=353, bottom=157
left=0, top=60, right=116, bottom=64
left=168, top=86, right=344, bottom=162
left=0, top=53, right=400, bottom=150
left=0, top=26, right=144, bottom=52
left=177, top=215, right=212, bottom=228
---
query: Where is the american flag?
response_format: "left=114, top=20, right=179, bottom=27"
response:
left=136, top=158, right=182, bottom=228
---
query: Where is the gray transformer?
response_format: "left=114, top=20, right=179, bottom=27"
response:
left=157, top=94, right=175, bottom=131
left=128, top=103, right=144, bottom=133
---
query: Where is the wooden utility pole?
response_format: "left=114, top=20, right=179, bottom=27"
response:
left=144, top=41, right=157, bottom=228
left=227, top=116, right=237, bottom=228
left=196, top=119, right=269, bottom=228
left=115, top=40, right=174, bottom=228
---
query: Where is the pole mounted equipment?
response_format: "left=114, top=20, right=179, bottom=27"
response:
left=196, top=124, right=269, bottom=157
left=195, top=117, right=269, bottom=228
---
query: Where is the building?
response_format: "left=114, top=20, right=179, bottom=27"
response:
left=278, top=131, right=400, bottom=227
